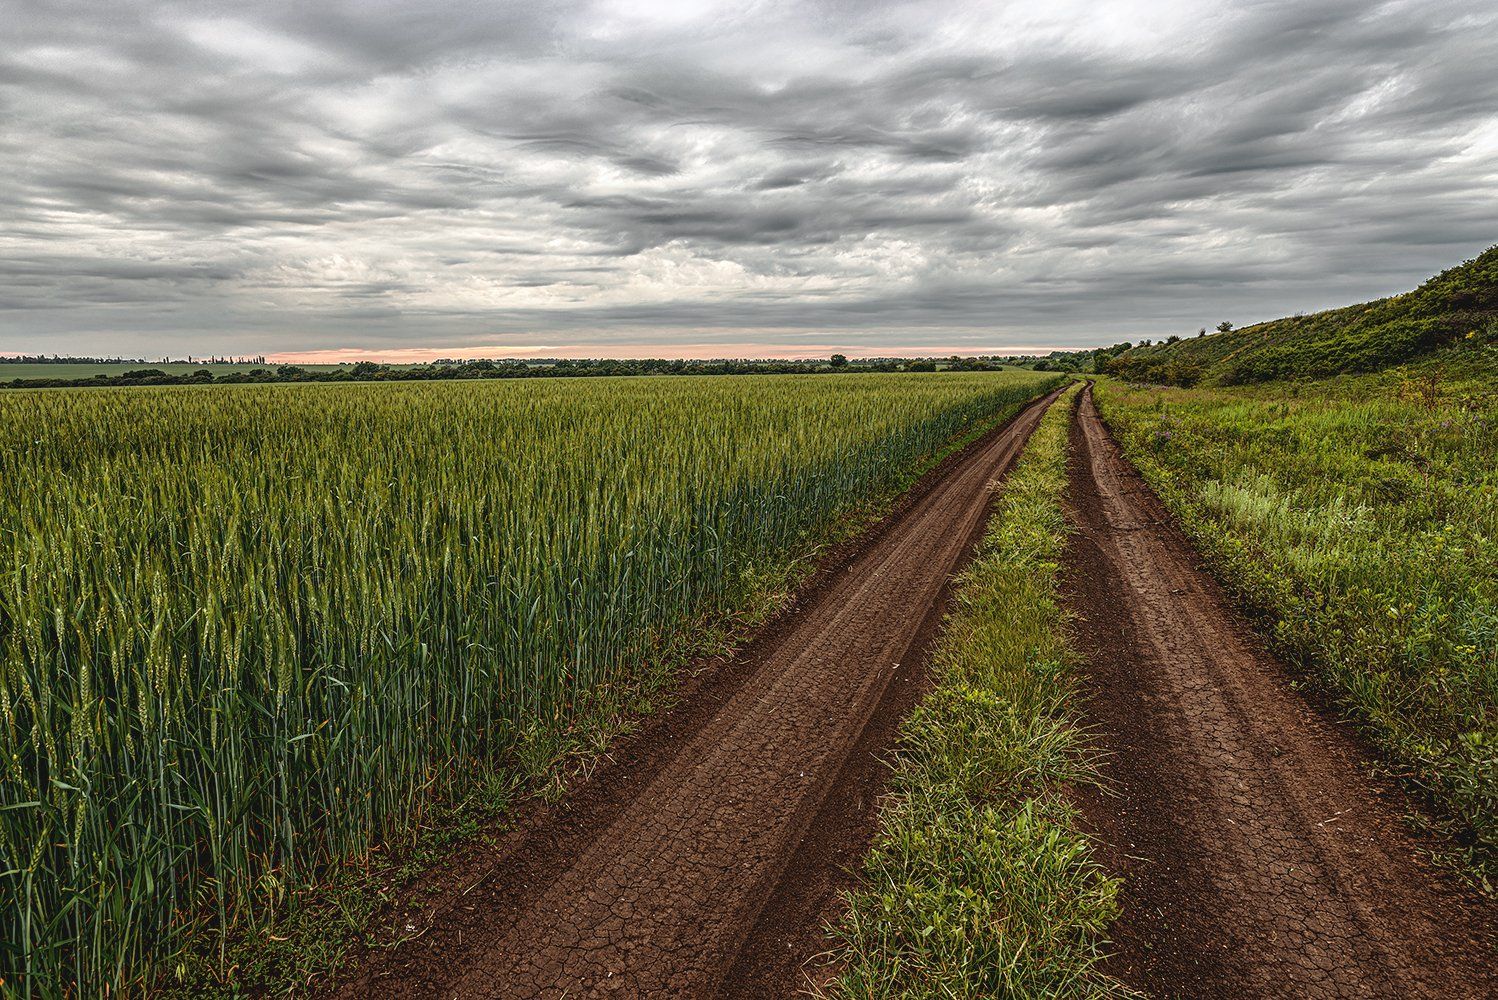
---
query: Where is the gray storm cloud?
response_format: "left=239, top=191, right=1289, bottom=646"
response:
left=2, top=0, right=1495, bottom=357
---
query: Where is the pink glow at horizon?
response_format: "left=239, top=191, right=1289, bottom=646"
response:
left=267, top=342, right=1065, bottom=364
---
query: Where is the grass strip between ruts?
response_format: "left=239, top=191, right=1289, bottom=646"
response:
left=824, top=382, right=1124, bottom=999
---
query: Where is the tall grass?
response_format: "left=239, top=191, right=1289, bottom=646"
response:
left=1095, top=369, right=1497, bottom=881
left=0, top=371, right=1057, bottom=996
left=826, top=384, right=1123, bottom=999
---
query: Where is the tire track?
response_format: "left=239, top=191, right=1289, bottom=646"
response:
left=1064, top=384, right=1496, bottom=998
left=333, top=387, right=1064, bottom=999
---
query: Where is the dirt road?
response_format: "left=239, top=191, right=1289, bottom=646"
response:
left=1064, top=385, right=1496, bottom=998
left=332, top=388, right=1063, bottom=999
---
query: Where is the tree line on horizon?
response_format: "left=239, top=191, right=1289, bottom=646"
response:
left=1, top=353, right=1025, bottom=389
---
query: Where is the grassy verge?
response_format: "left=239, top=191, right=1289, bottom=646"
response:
left=156, top=378, right=1064, bottom=998
left=1093, top=353, right=1496, bottom=885
left=825, top=383, right=1123, bottom=999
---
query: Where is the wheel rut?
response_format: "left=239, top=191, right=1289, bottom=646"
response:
left=1063, top=384, right=1496, bottom=999
left=331, top=387, right=1064, bottom=999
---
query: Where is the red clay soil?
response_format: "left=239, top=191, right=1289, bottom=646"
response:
left=1063, top=385, right=1497, bottom=999
left=329, top=388, right=1064, bottom=999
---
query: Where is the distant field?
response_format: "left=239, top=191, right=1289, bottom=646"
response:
left=0, top=362, right=342, bottom=380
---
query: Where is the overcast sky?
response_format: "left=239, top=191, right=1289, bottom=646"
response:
left=3, top=0, right=1496, bottom=360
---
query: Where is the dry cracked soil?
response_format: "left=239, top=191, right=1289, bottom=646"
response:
left=1064, top=385, right=1496, bottom=999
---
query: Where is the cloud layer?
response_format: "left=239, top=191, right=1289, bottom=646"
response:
left=3, top=0, right=1496, bottom=357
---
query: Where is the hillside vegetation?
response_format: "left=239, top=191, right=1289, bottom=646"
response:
left=1107, top=245, right=1498, bottom=386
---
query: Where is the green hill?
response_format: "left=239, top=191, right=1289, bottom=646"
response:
left=1106, top=245, right=1498, bottom=386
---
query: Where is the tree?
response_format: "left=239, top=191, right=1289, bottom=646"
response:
left=829, top=353, right=848, bottom=367
left=1217, top=321, right=1234, bottom=333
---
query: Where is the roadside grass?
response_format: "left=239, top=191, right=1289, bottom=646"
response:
left=1094, top=355, right=1497, bottom=885
left=825, top=383, right=1125, bottom=999
left=151, top=377, right=1063, bottom=998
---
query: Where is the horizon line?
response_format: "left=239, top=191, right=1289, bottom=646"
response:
left=3, top=341, right=1111, bottom=365
left=264, top=342, right=1084, bottom=364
